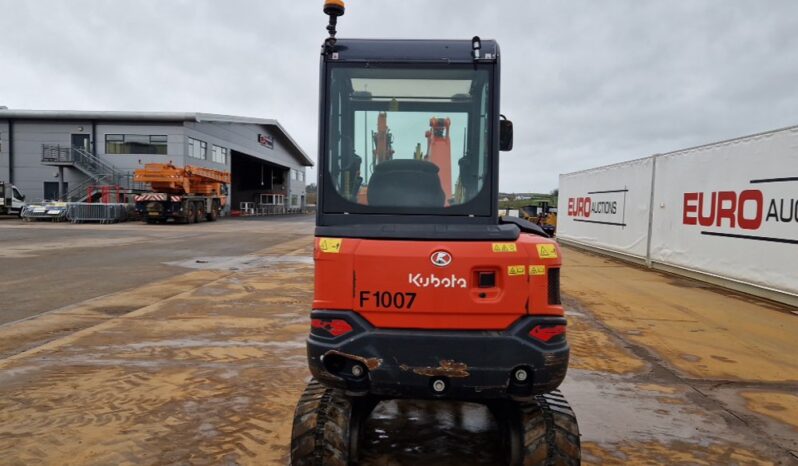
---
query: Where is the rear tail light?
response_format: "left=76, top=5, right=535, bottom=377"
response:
left=311, top=318, right=353, bottom=338
left=548, top=267, right=561, bottom=305
left=529, top=324, right=566, bottom=342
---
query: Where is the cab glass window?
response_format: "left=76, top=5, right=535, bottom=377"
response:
left=325, top=65, right=492, bottom=214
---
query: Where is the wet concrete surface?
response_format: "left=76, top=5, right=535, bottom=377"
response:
left=1, top=217, right=797, bottom=465
left=0, top=215, right=313, bottom=325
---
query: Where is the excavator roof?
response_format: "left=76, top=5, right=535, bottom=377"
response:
left=328, top=38, right=499, bottom=64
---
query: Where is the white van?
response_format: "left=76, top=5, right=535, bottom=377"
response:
left=0, top=182, right=26, bottom=216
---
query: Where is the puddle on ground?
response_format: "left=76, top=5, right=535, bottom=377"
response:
left=101, top=337, right=306, bottom=351
left=360, top=399, right=503, bottom=465
left=353, top=369, right=779, bottom=465
left=559, top=369, right=758, bottom=447
left=164, top=254, right=313, bottom=271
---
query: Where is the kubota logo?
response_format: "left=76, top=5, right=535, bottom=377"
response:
left=430, top=250, right=452, bottom=267
left=408, top=273, right=467, bottom=288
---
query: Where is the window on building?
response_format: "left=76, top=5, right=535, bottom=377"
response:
left=291, top=194, right=299, bottom=207
left=211, top=145, right=228, bottom=164
left=43, top=181, right=68, bottom=201
left=105, top=134, right=167, bottom=154
left=187, top=137, right=207, bottom=160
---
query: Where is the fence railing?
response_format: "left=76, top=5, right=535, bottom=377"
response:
left=41, top=145, right=118, bottom=179
left=67, top=203, right=129, bottom=223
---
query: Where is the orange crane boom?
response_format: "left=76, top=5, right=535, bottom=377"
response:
left=425, top=117, right=452, bottom=203
left=373, top=112, right=394, bottom=164
left=134, top=163, right=230, bottom=196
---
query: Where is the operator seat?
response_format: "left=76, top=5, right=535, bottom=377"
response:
left=367, top=159, right=445, bottom=207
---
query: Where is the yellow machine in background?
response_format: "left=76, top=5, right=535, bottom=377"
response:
left=520, top=200, right=558, bottom=236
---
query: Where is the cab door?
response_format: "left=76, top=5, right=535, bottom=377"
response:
left=11, top=186, right=26, bottom=212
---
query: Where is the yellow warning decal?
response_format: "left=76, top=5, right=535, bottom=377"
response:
left=508, top=265, right=526, bottom=276
left=529, top=265, right=546, bottom=276
left=492, top=243, right=518, bottom=253
left=319, top=238, right=343, bottom=253
left=536, top=244, right=558, bottom=259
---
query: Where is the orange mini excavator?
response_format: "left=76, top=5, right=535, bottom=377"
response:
left=290, top=2, right=580, bottom=465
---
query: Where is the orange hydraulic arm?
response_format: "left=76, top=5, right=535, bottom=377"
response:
left=134, top=163, right=231, bottom=196
left=359, top=112, right=395, bottom=204
left=372, top=112, right=394, bottom=164
left=425, top=117, right=452, bottom=203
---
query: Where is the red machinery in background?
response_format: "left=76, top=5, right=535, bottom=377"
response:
left=358, top=115, right=455, bottom=205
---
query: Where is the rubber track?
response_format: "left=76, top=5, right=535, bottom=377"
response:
left=291, top=379, right=352, bottom=466
left=519, top=390, right=580, bottom=466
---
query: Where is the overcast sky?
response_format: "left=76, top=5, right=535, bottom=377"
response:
left=2, top=1, right=797, bottom=192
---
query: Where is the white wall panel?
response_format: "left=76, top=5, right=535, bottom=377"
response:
left=558, top=125, right=798, bottom=301
left=558, top=157, right=654, bottom=258
left=650, top=126, right=798, bottom=295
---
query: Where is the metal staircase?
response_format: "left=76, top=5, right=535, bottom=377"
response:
left=41, top=145, right=143, bottom=201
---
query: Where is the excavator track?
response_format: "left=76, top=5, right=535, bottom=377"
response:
left=291, top=379, right=580, bottom=466
left=493, top=390, right=581, bottom=466
left=291, top=380, right=350, bottom=466
left=291, top=379, right=377, bottom=466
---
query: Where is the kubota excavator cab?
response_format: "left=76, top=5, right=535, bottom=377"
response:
left=291, top=3, right=579, bottom=464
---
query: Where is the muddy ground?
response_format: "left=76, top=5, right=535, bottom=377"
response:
left=0, top=216, right=796, bottom=465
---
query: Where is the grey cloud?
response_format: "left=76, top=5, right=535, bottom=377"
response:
left=1, top=0, right=796, bottom=192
